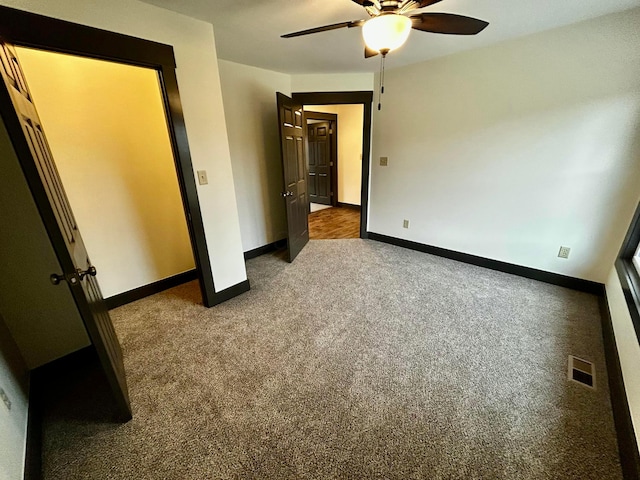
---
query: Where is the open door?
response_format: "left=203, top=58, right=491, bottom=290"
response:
left=0, top=41, right=132, bottom=420
left=276, top=92, right=309, bottom=262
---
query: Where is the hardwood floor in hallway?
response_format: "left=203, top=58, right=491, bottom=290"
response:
left=308, top=206, right=360, bottom=239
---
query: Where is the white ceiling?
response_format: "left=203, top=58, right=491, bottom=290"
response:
left=140, top=0, right=640, bottom=74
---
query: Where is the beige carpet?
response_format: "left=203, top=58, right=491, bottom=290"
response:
left=41, top=239, right=621, bottom=479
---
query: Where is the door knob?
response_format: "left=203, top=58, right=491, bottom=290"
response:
left=50, top=266, right=96, bottom=285
left=281, top=191, right=294, bottom=197
left=77, top=265, right=97, bottom=280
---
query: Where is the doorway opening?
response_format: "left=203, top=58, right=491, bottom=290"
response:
left=0, top=5, right=223, bottom=308
left=293, top=92, right=372, bottom=240
left=14, top=47, right=197, bottom=306
left=0, top=5, right=220, bottom=308
left=305, top=105, right=363, bottom=240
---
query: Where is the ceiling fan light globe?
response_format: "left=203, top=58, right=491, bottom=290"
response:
left=362, top=14, right=412, bottom=54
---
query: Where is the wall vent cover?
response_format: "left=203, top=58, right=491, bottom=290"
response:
left=567, top=355, right=596, bottom=390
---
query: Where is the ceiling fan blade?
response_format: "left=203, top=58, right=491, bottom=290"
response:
left=365, top=46, right=379, bottom=58
left=281, top=20, right=364, bottom=38
left=411, top=13, right=489, bottom=35
left=417, top=0, right=444, bottom=7
left=352, top=0, right=375, bottom=6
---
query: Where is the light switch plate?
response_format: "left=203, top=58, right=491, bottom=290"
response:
left=380, top=157, right=388, bottom=166
left=197, top=170, right=208, bottom=185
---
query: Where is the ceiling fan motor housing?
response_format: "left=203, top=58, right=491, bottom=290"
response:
left=380, top=1, right=400, bottom=11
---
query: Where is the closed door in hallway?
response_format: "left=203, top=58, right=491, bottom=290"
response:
left=307, top=121, right=332, bottom=205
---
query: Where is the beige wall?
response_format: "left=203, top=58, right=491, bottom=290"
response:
left=369, top=9, right=640, bottom=283
left=291, top=73, right=374, bottom=93
left=218, top=60, right=291, bottom=252
left=310, top=104, right=364, bottom=206
left=0, top=0, right=247, bottom=293
left=336, top=105, right=364, bottom=206
left=16, top=48, right=195, bottom=298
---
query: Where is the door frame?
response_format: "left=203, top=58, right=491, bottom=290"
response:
left=305, top=111, right=338, bottom=208
left=293, top=92, right=373, bottom=239
left=0, top=6, right=219, bottom=307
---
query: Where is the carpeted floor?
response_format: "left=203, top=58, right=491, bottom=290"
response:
left=41, top=239, right=622, bottom=479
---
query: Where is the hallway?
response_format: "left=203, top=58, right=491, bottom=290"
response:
left=308, top=206, right=360, bottom=239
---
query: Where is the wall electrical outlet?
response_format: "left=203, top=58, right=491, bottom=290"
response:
left=380, top=157, right=388, bottom=166
left=403, top=219, right=409, bottom=229
left=0, top=388, right=11, bottom=411
left=558, top=246, right=571, bottom=259
left=197, top=170, right=208, bottom=185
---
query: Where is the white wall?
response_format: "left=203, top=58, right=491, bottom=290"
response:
left=292, top=73, right=374, bottom=93
left=606, top=266, right=640, bottom=447
left=308, top=104, right=364, bottom=206
left=369, top=9, right=640, bottom=283
left=0, top=0, right=247, bottom=292
left=0, top=315, right=29, bottom=480
left=218, top=60, right=291, bottom=252
left=16, top=48, right=195, bottom=298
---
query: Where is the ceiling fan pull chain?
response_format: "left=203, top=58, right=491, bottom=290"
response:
left=378, top=53, right=386, bottom=110
left=381, top=53, right=386, bottom=94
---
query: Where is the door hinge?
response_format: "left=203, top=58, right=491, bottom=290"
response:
left=329, top=129, right=333, bottom=134
left=330, top=192, right=334, bottom=196
left=330, top=162, right=334, bottom=167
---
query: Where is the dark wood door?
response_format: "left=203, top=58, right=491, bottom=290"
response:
left=276, top=92, right=309, bottom=262
left=0, top=41, right=132, bottom=420
left=307, top=121, right=332, bottom=205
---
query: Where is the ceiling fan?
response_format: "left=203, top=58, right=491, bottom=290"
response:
left=282, top=0, right=489, bottom=58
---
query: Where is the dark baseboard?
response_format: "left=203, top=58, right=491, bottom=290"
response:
left=24, top=373, right=42, bottom=480
left=209, top=279, right=251, bottom=306
left=599, top=293, right=640, bottom=480
left=368, top=232, right=603, bottom=294
left=244, top=239, right=286, bottom=260
left=337, top=202, right=361, bottom=211
left=105, top=270, right=198, bottom=310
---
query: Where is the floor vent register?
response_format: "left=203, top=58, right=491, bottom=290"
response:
left=567, top=355, right=596, bottom=389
